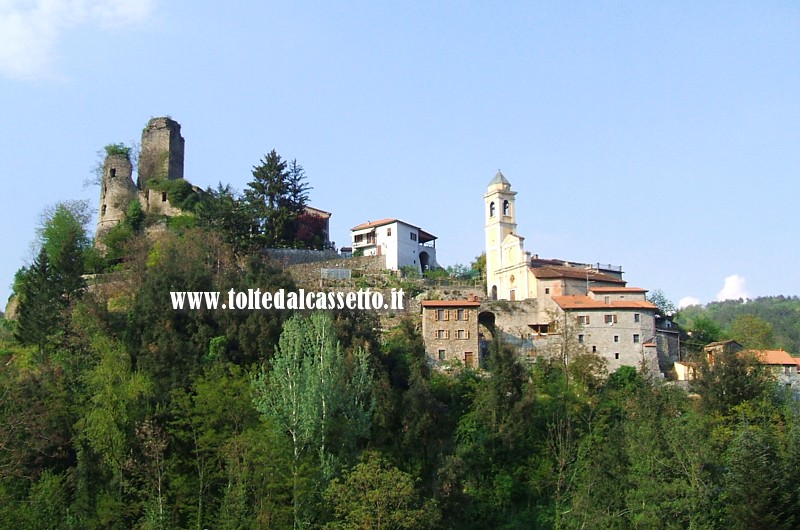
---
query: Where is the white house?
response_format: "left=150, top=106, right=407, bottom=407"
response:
left=350, top=218, right=438, bottom=273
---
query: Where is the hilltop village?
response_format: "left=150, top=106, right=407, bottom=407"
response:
left=6, top=116, right=800, bottom=529
left=91, top=117, right=688, bottom=378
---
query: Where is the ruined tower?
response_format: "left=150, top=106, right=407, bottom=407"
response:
left=137, top=117, right=185, bottom=188
left=96, top=152, right=137, bottom=244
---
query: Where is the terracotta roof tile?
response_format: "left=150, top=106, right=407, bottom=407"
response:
left=747, top=349, right=798, bottom=366
left=351, top=218, right=399, bottom=231
left=589, top=286, right=648, bottom=293
left=551, top=295, right=657, bottom=311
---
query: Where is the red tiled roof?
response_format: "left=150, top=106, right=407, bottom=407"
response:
left=589, top=286, right=647, bottom=293
left=551, top=295, right=657, bottom=311
left=351, top=218, right=399, bottom=231
left=422, top=300, right=481, bottom=307
left=747, top=349, right=798, bottom=366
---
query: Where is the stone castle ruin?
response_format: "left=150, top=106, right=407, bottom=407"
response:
left=96, top=117, right=195, bottom=244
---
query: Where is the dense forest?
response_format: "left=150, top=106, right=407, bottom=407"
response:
left=2, top=149, right=800, bottom=529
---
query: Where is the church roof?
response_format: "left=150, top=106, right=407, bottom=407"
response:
left=488, top=170, right=510, bottom=187
left=531, top=264, right=625, bottom=284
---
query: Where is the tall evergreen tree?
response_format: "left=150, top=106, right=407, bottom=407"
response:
left=14, top=248, right=61, bottom=351
left=243, top=150, right=312, bottom=248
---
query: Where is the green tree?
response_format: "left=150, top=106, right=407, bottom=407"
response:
left=252, top=312, right=374, bottom=528
left=729, top=314, right=775, bottom=350
left=243, top=150, right=311, bottom=248
left=169, top=362, right=260, bottom=528
left=14, top=202, right=90, bottom=351
left=13, top=248, right=61, bottom=352
left=683, top=315, right=723, bottom=355
left=691, top=348, right=772, bottom=414
left=647, top=289, right=676, bottom=316
left=196, top=183, right=255, bottom=255
left=324, top=450, right=439, bottom=530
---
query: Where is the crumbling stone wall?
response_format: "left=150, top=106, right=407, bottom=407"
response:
left=138, top=117, right=184, bottom=188
left=96, top=153, right=137, bottom=243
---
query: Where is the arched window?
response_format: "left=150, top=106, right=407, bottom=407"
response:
left=489, top=202, right=496, bottom=217
left=503, top=200, right=510, bottom=216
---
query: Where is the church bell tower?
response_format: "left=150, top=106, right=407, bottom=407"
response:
left=484, top=170, right=517, bottom=299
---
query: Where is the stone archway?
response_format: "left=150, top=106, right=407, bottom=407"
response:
left=419, top=251, right=430, bottom=272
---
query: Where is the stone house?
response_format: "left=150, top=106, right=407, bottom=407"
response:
left=551, top=289, right=659, bottom=371
left=421, top=299, right=481, bottom=368
left=350, top=218, right=439, bottom=273
left=703, top=342, right=800, bottom=391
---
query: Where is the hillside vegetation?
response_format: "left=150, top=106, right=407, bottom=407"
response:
left=677, top=296, right=800, bottom=354
left=2, top=152, right=800, bottom=528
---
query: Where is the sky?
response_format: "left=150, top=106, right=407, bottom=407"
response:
left=1, top=1, right=799, bottom=310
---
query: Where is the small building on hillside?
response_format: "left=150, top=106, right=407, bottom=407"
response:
left=750, top=349, right=800, bottom=389
left=703, top=340, right=743, bottom=365
left=421, top=299, right=481, bottom=368
left=674, top=361, right=700, bottom=381
left=350, top=218, right=438, bottom=273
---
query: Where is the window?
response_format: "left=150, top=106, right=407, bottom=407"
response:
left=604, top=314, right=618, bottom=324
left=110, top=168, right=116, bottom=178
left=490, top=201, right=496, bottom=217
left=633, top=334, right=640, bottom=344
left=435, top=330, right=449, bottom=339
left=614, top=352, right=620, bottom=360
left=457, top=309, right=467, bottom=321
left=604, top=296, right=610, bottom=304
left=545, top=288, right=550, bottom=295
left=578, top=315, right=590, bottom=325
left=410, top=233, right=417, bottom=241
left=438, top=349, right=446, bottom=361
left=387, top=227, right=392, bottom=236
left=435, top=309, right=448, bottom=321
left=162, top=191, right=168, bottom=202
left=101, top=204, right=106, bottom=215
left=634, top=313, right=640, bottom=323
left=503, top=200, right=510, bottom=216
left=354, top=234, right=364, bottom=243
left=456, top=330, right=468, bottom=339
left=614, top=335, right=619, bottom=343
left=592, top=346, right=597, bottom=353
left=531, top=324, right=550, bottom=335
left=578, top=334, right=584, bottom=344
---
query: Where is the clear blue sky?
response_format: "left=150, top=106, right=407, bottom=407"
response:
left=2, top=1, right=799, bottom=310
